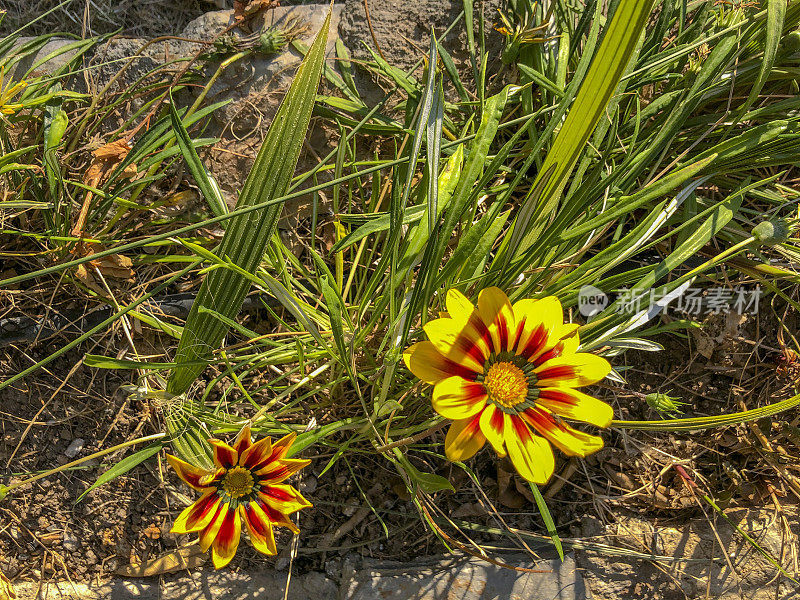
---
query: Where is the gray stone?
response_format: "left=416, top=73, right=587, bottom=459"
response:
left=8, top=38, right=82, bottom=78
left=62, top=530, right=80, bottom=552
left=64, top=438, right=85, bottom=458
left=344, top=553, right=589, bottom=600
left=15, top=570, right=338, bottom=600
left=338, top=0, right=504, bottom=92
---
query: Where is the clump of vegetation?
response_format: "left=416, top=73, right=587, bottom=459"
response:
left=2, top=0, right=800, bottom=590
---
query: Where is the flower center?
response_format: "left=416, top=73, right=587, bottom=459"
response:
left=483, top=361, right=529, bottom=408
left=222, top=466, right=254, bottom=499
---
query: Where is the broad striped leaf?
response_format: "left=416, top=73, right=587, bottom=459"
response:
left=167, top=9, right=332, bottom=395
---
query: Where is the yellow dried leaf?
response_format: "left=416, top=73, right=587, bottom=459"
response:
left=82, top=138, right=137, bottom=187
left=116, top=545, right=206, bottom=577
left=93, top=138, right=131, bottom=161
left=91, top=253, right=135, bottom=281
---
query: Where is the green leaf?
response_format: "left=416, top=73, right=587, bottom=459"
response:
left=507, top=0, right=656, bottom=258
left=613, top=393, right=800, bottom=431
left=394, top=450, right=455, bottom=494
left=167, top=9, right=332, bottom=396
left=320, top=275, right=354, bottom=380
left=529, top=483, right=564, bottom=561
left=169, top=91, right=228, bottom=218
left=76, top=443, right=163, bottom=503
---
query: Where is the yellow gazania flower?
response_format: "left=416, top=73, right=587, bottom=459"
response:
left=403, top=287, right=613, bottom=484
left=0, top=68, right=26, bottom=116
left=167, top=426, right=312, bottom=569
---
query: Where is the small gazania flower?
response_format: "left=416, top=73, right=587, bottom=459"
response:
left=403, top=287, right=613, bottom=484
left=167, top=425, right=311, bottom=569
left=0, top=67, right=26, bottom=116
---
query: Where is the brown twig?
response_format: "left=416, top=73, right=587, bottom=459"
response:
left=363, top=0, right=385, bottom=60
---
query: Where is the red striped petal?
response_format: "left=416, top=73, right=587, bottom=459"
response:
left=232, top=425, right=252, bottom=456
left=209, top=440, right=238, bottom=469
left=255, top=458, right=306, bottom=484
left=403, top=341, right=478, bottom=384
left=535, top=364, right=574, bottom=381
left=261, top=484, right=311, bottom=513
left=476, top=287, right=515, bottom=354
left=199, top=501, right=229, bottom=553
left=171, top=489, right=221, bottom=534
left=166, top=454, right=216, bottom=491
left=537, top=387, right=613, bottom=427
left=444, top=413, right=486, bottom=461
left=260, top=501, right=300, bottom=534
left=478, top=405, right=508, bottom=458
left=211, top=504, right=242, bottom=569
left=505, top=415, right=555, bottom=484
left=522, top=408, right=604, bottom=457
left=240, top=502, right=277, bottom=556
left=240, top=437, right=273, bottom=471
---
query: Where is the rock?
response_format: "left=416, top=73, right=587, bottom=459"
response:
left=14, top=569, right=338, bottom=600
left=344, top=553, right=588, bottom=600
left=339, top=0, right=504, bottom=95
left=8, top=38, right=81, bottom=78
left=62, top=530, right=80, bottom=552
left=577, top=506, right=800, bottom=599
left=298, top=475, right=317, bottom=494
left=64, top=438, right=85, bottom=458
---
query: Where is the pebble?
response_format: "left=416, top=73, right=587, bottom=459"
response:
left=62, top=530, right=80, bottom=552
left=64, top=438, right=85, bottom=458
left=299, top=476, right=317, bottom=494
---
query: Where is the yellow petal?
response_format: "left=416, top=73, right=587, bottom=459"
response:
left=257, top=457, right=311, bottom=484
left=432, top=376, right=487, bottom=420
left=403, top=341, right=474, bottom=384
left=512, top=296, right=563, bottom=359
left=444, top=414, right=486, bottom=461
left=271, top=431, right=297, bottom=459
left=477, top=287, right=516, bottom=354
left=523, top=408, right=604, bottom=457
left=199, top=502, right=230, bottom=553
left=529, top=323, right=581, bottom=367
left=240, top=502, right=277, bottom=556
left=211, top=506, right=242, bottom=569
left=505, top=417, right=555, bottom=484
left=445, top=288, right=475, bottom=322
left=478, top=405, right=508, bottom=458
left=260, top=484, right=312, bottom=515
left=423, top=316, right=487, bottom=374
left=209, top=439, right=238, bottom=469
left=537, top=387, right=613, bottom=427
left=232, top=424, right=253, bottom=456
left=534, top=353, right=611, bottom=387
left=240, top=436, right=273, bottom=470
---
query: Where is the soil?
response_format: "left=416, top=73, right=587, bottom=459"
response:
left=2, top=291, right=798, bottom=597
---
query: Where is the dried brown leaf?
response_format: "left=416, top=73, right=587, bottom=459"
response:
left=116, top=545, right=206, bottom=577
left=497, top=465, right=527, bottom=509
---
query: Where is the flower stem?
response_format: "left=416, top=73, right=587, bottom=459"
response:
left=375, top=421, right=447, bottom=453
